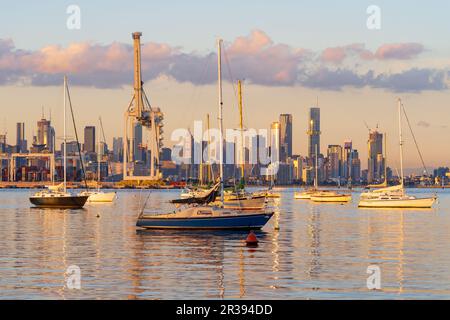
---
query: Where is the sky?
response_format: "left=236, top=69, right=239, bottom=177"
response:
left=0, top=1, right=449, bottom=170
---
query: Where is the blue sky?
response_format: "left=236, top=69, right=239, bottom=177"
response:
left=2, top=0, right=450, bottom=53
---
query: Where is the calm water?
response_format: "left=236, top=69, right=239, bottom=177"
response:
left=0, top=188, right=449, bottom=300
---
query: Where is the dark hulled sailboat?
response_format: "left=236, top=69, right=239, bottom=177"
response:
left=29, top=76, right=88, bottom=209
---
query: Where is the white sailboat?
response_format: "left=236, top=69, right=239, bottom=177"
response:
left=358, top=98, right=437, bottom=209
left=295, top=145, right=319, bottom=199
left=80, top=119, right=116, bottom=203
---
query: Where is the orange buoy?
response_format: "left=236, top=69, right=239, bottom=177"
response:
left=246, top=231, right=258, bottom=246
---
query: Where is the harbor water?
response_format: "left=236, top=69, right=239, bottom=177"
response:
left=0, top=188, right=449, bottom=299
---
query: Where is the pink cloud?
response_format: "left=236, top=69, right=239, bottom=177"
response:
left=375, top=43, right=424, bottom=60
left=0, top=34, right=441, bottom=92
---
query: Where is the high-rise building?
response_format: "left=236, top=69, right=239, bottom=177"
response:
left=16, top=122, right=27, bottom=153
left=279, top=114, right=293, bottom=162
left=350, top=150, right=361, bottom=183
left=307, top=107, right=321, bottom=160
left=342, top=140, right=352, bottom=180
left=133, top=123, right=143, bottom=161
left=367, top=130, right=384, bottom=183
left=270, top=122, right=280, bottom=162
left=327, top=145, right=342, bottom=179
left=112, top=137, right=123, bottom=162
left=36, top=117, right=55, bottom=152
left=84, top=126, right=96, bottom=153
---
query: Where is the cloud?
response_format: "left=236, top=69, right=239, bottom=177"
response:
left=417, top=121, right=431, bottom=128
left=320, top=42, right=425, bottom=64
left=0, top=32, right=446, bottom=92
left=374, top=43, right=424, bottom=60
left=371, top=68, right=447, bottom=92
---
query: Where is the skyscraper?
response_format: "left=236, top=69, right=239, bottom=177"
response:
left=279, top=114, right=293, bottom=162
left=270, top=122, right=280, bottom=163
left=84, top=126, right=96, bottom=153
left=367, top=130, right=384, bottom=183
left=16, top=122, right=27, bottom=153
left=36, top=117, right=55, bottom=152
left=327, top=144, right=342, bottom=179
left=307, top=108, right=321, bottom=159
left=113, top=137, right=123, bottom=162
left=342, top=140, right=353, bottom=180
left=351, top=150, right=361, bottom=183
left=133, top=123, right=143, bottom=161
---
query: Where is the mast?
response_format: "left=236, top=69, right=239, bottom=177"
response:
left=206, top=113, right=211, bottom=183
left=97, top=119, right=101, bottom=191
left=384, top=132, right=388, bottom=186
left=314, top=144, right=318, bottom=189
left=63, top=76, right=67, bottom=193
left=398, top=98, right=404, bottom=189
left=217, top=39, right=224, bottom=204
left=238, top=80, right=245, bottom=183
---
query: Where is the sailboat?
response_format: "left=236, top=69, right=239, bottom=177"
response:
left=222, top=80, right=266, bottom=210
left=80, top=118, right=116, bottom=203
left=29, top=76, right=89, bottom=209
left=136, top=38, right=274, bottom=230
left=294, top=145, right=319, bottom=199
left=358, top=98, right=437, bottom=208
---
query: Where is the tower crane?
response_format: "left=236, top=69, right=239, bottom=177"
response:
left=123, top=32, right=164, bottom=181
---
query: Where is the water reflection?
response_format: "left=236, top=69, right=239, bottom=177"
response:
left=0, top=189, right=450, bottom=299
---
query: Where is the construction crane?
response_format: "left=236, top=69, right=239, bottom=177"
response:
left=123, top=32, right=164, bottom=181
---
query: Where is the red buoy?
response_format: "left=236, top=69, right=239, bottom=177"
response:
left=246, top=231, right=258, bottom=246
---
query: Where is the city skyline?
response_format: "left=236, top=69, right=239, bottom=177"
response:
left=1, top=1, right=449, bottom=170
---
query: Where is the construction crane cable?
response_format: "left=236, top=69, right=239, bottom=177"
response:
left=401, top=102, right=428, bottom=175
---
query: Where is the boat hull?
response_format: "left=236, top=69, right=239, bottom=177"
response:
left=223, top=196, right=266, bottom=210
left=85, top=192, right=116, bottom=203
left=358, top=197, right=436, bottom=208
left=310, top=195, right=352, bottom=203
left=294, top=192, right=312, bottom=200
left=137, top=212, right=274, bottom=230
left=29, top=195, right=89, bottom=209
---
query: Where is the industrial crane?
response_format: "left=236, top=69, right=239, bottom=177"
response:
left=123, top=32, right=164, bottom=181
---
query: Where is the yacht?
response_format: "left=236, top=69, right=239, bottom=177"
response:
left=358, top=98, right=437, bottom=209
left=138, top=40, right=273, bottom=229
left=310, top=190, right=352, bottom=203
left=80, top=118, right=116, bottom=203
left=30, top=76, right=88, bottom=209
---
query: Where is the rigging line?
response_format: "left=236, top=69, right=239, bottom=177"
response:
left=401, top=102, right=428, bottom=175
left=99, top=116, right=113, bottom=181
left=222, top=46, right=238, bottom=101
left=65, top=80, right=88, bottom=190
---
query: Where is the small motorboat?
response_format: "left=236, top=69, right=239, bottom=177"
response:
left=80, top=190, right=117, bottom=203
left=310, top=191, right=352, bottom=203
left=137, top=206, right=274, bottom=230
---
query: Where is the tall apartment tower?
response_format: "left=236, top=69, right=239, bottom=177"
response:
left=367, top=130, right=384, bottom=183
left=16, top=122, right=27, bottom=153
left=279, top=114, right=293, bottom=163
left=36, top=117, right=55, bottom=152
left=84, top=126, right=96, bottom=153
left=307, top=107, right=321, bottom=159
